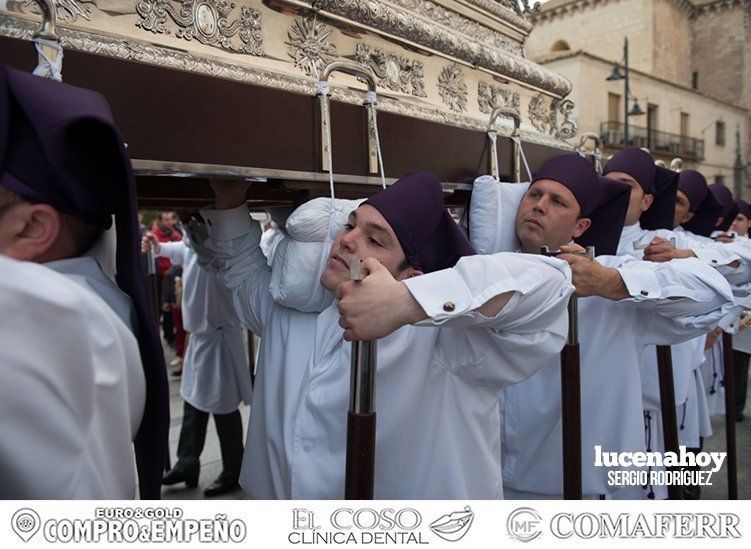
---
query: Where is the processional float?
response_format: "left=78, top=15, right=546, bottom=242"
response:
left=4, top=0, right=590, bottom=498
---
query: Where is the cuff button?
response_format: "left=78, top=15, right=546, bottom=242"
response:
left=443, top=301, right=456, bottom=312
left=640, top=290, right=649, bottom=296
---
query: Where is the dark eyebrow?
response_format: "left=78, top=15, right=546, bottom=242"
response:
left=349, top=211, right=357, bottom=221
left=364, top=222, right=394, bottom=245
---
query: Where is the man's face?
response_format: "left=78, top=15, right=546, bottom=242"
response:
left=730, top=213, right=750, bottom=236
left=674, top=189, right=694, bottom=228
left=158, top=212, right=176, bottom=231
left=320, top=204, right=419, bottom=292
left=605, top=171, right=652, bottom=226
left=515, top=179, right=590, bottom=254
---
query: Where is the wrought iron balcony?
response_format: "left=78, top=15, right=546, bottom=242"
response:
left=599, top=121, right=705, bottom=160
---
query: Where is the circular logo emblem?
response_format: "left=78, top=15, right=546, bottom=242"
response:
left=12, top=508, right=41, bottom=542
left=506, top=507, right=542, bottom=542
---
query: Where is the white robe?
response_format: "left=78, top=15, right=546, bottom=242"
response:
left=157, top=240, right=252, bottom=414
left=501, top=254, right=732, bottom=498
left=191, top=204, right=574, bottom=499
left=0, top=255, right=145, bottom=499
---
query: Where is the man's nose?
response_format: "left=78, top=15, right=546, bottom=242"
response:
left=339, top=229, right=358, bottom=252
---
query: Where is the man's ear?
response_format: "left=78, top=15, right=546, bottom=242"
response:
left=396, top=267, right=424, bottom=281
left=572, top=217, right=592, bottom=238
left=1, top=203, right=62, bottom=262
left=641, top=193, right=655, bottom=212
left=683, top=211, right=695, bottom=224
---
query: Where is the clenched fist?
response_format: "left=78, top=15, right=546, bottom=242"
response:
left=335, top=258, right=426, bottom=341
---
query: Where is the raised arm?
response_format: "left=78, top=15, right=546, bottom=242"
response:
left=187, top=180, right=276, bottom=335
left=336, top=253, right=574, bottom=388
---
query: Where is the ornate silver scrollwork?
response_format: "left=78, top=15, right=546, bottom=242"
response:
left=135, top=0, right=264, bottom=56
left=306, top=0, right=570, bottom=97
left=529, top=94, right=578, bottom=140
left=286, top=16, right=337, bottom=78
left=354, top=43, right=426, bottom=97
left=22, top=0, right=96, bottom=24
left=553, top=98, right=577, bottom=140
left=477, top=81, right=520, bottom=115
left=438, top=65, right=467, bottom=113
left=518, top=0, right=542, bottom=16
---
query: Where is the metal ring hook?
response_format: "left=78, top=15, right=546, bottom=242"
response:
left=487, top=107, right=521, bottom=136
left=31, top=0, right=58, bottom=41
left=320, top=61, right=377, bottom=97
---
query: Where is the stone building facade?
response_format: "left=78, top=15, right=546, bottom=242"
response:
left=526, top=0, right=750, bottom=196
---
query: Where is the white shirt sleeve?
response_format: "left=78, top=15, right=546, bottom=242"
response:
left=189, top=204, right=276, bottom=336
left=403, top=253, right=573, bottom=388
left=157, top=240, right=187, bottom=266
left=605, top=256, right=735, bottom=345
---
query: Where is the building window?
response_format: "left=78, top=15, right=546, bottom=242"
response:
left=647, top=104, right=659, bottom=150
left=692, top=71, right=698, bottom=90
left=608, top=93, right=621, bottom=123
left=551, top=40, right=571, bottom=52
left=680, top=112, right=690, bottom=136
left=716, top=121, right=726, bottom=147
left=715, top=175, right=725, bottom=185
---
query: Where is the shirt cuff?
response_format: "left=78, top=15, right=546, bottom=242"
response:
left=693, top=248, right=738, bottom=267
left=402, top=269, right=473, bottom=323
left=617, top=267, right=662, bottom=301
left=199, top=204, right=254, bottom=241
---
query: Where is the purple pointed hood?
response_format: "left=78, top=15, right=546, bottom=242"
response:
left=709, top=183, right=738, bottom=233
left=603, top=148, right=677, bottom=230
left=364, top=171, right=475, bottom=273
left=680, top=170, right=724, bottom=237
left=533, top=154, right=631, bottom=255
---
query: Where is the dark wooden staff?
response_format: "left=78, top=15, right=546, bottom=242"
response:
left=635, top=238, right=682, bottom=499
left=655, top=344, right=682, bottom=499
left=542, top=245, right=594, bottom=500
left=722, top=331, right=738, bottom=499
left=344, top=260, right=377, bottom=499
left=144, top=250, right=160, bottom=329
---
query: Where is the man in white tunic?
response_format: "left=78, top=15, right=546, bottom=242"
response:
left=0, top=255, right=145, bottom=498
left=191, top=171, right=574, bottom=499
left=0, top=62, right=169, bottom=498
left=489, top=155, right=733, bottom=499
left=143, top=231, right=252, bottom=496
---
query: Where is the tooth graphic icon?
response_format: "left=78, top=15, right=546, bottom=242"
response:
left=429, top=506, right=474, bottom=542
left=12, top=509, right=40, bottom=542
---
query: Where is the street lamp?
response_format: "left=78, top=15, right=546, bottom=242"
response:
left=606, top=37, right=645, bottom=147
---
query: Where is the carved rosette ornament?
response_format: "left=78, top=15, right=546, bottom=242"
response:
left=135, top=0, right=264, bottom=56
left=22, top=0, right=97, bottom=23
left=477, top=81, right=520, bottom=114
left=438, top=65, right=467, bottom=113
left=285, top=16, right=337, bottom=78
left=354, top=43, right=426, bottom=97
left=528, top=93, right=577, bottom=140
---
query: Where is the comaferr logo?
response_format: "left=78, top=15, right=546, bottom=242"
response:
left=551, top=513, right=741, bottom=539
left=507, top=507, right=542, bottom=542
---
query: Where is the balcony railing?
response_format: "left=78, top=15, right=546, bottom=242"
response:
left=599, top=121, right=705, bottom=160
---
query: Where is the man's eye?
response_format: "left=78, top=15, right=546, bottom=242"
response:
left=554, top=199, right=565, bottom=206
left=368, top=237, right=381, bottom=247
left=344, top=223, right=354, bottom=231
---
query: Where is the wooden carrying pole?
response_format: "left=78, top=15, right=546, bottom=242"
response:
left=655, top=345, right=683, bottom=499
left=345, top=260, right=377, bottom=499
left=542, top=246, right=593, bottom=499
left=722, top=332, right=738, bottom=499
